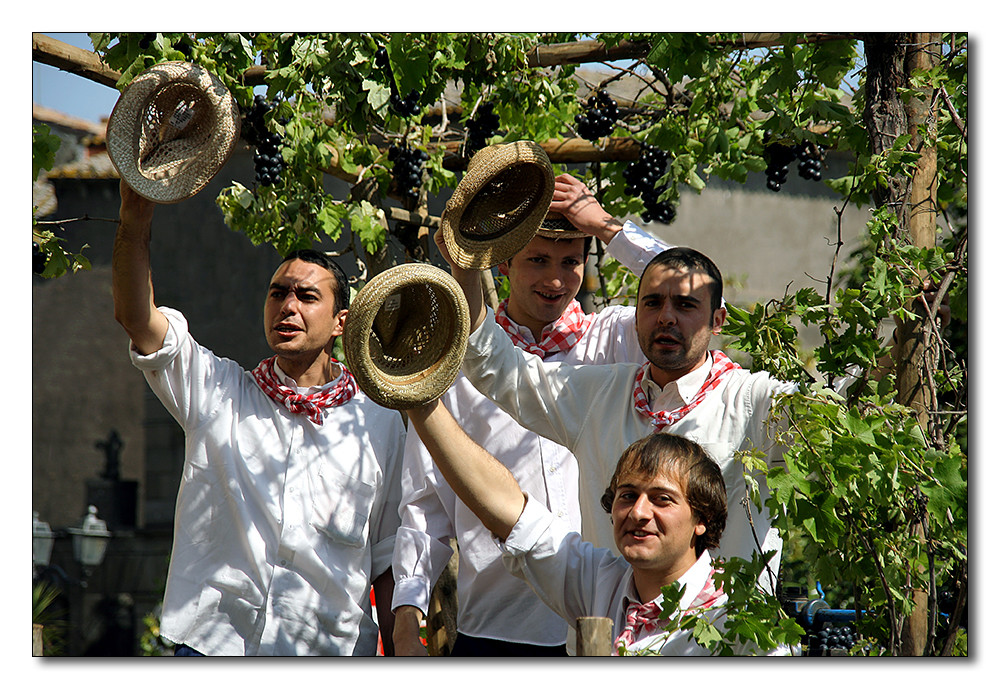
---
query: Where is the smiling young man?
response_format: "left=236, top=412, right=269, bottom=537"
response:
left=112, top=181, right=405, bottom=656
left=437, top=183, right=798, bottom=598
left=404, top=398, right=759, bottom=656
left=391, top=174, right=673, bottom=656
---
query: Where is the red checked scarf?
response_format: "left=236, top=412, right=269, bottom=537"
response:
left=495, top=298, right=596, bottom=358
left=251, top=355, right=358, bottom=425
left=632, top=350, right=741, bottom=432
left=614, top=568, right=725, bottom=650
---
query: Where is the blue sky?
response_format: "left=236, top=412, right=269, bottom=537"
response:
left=33, top=33, right=121, bottom=123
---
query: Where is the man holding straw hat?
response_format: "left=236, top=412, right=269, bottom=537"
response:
left=109, top=62, right=405, bottom=656
left=392, top=152, right=673, bottom=656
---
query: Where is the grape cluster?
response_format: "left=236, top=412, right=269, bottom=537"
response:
left=374, top=45, right=422, bottom=118
left=575, top=90, right=619, bottom=141
left=794, top=142, right=826, bottom=182
left=389, top=144, right=429, bottom=202
left=390, top=90, right=422, bottom=118
left=813, top=624, right=857, bottom=654
left=465, top=102, right=501, bottom=156
left=764, top=143, right=797, bottom=192
left=138, top=33, right=157, bottom=50
left=33, top=242, right=45, bottom=275
left=623, top=143, right=677, bottom=224
left=765, top=138, right=827, bottom=192
left=244, top=94, right=287, bottom=187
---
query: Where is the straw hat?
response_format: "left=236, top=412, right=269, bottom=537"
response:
left=343, top=263, right=470, bottom=410
left=441, top=141, right=555, bottom=270
left=536, top=212, right=588, bottom=240
left=107, top=61, right=241, bottom=203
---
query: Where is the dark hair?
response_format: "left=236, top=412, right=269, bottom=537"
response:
left=600, top=433, right=727, bottom=556
left=637, top=247, right=724, bottom=314
left=279, top=249, right=350, bottom=313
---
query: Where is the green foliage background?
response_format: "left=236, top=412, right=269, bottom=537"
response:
left=33, top=32, right=967, bottom=656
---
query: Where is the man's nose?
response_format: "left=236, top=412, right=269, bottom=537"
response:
left=629, top=494, right=653, bottom=521
left=656, top=302, right=676, bottom=325
left=279, top=293, right=300, bottom=315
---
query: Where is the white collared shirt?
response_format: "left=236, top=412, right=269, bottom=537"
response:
left=130, top=307, right=405, bottom=655
left=391, top=221, right=669, bottom=646
left=641, top=353, right=715, bottom=415
left=499, top=496, right=788, bottom=655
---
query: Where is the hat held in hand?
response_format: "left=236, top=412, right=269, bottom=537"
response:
left=441, top=140, right=555, bottom=270
left=343, top=263, right=470, bottom=410
left=107, top=61, right=241, bottom=203
left=536, top=211, right=588, bottom=240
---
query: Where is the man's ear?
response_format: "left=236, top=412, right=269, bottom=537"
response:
left=711, top=306, right=727, bottom=336
left=498, top=261, right=510, bottom=278
left=331, top=308, right=349, bottom=339
left=695, top=523, right=706, bottom=536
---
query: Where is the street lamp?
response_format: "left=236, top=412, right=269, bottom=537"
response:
left=66, top=505, right=111, bottom=581
left=32, top=511, right=54, bottom=575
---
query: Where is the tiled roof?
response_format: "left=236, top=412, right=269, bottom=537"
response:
left=33, top=103, right=106, bottom=139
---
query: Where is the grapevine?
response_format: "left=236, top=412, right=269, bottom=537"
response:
left=464, top=102, right=501, bottom=156
left=388, top=144, right=429, bottom=203
left=623, top=142, right=676, bottom=224
left=575, top=90, right=618, bottom=141
left=243, top=94, right=287, bottom=187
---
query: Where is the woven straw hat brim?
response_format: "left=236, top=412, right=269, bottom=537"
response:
left=107, top=61, right=241, bottom=204
left=343, top=263, right=470, bottom=410
left=536, top=213, right=588, bottom=240
left=441, top=141, right=555, bottom=270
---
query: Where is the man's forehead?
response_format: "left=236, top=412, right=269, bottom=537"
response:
left=639, top=264, right=713, bottom=295
left=270, top=260, right=336, bottom=289
left=517, top=235, right=585, bottom=258
left=617, top=466, right=686, bottom=491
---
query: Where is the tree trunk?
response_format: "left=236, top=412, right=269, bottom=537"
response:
left=863, top=31, right=942, bottom=657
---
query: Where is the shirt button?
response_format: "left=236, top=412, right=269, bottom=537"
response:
left=280, top=559, right=287, bottom=566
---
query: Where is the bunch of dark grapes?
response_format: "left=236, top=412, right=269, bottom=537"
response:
left=390, top=89, right=422, bottom=118
left=388, top=144, right=429, bottom=202
left=764, top=142, right=797, bottom=192
left=765, top=138, right=827, bottom=192
left=33, top=242, right=45, bottom=275
left=794, top=141, right=826, bottom=182
left=374, top=45, right=423, bottom=118
left=244, top=94, right=287, bottom=187
left=623, top=143, right=677, bottom=224
left=813, top=624, right=857, bottom=654
left=465, top=102, right=501, bottom=156
left=137, top=33, right=157, bottom=50
left=575, top=90, right=619, bottom=141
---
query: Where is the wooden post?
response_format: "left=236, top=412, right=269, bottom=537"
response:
left=33, top=624, right=44, bottom=656
left=576, top=617, right=613, bottom=656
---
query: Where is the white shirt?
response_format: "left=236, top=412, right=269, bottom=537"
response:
left=391, top=222, right=669, bottom=646
left=130, top=307, right=406, bottom=655
left=500, top=496, right=773, bottom=656
left=461, top=306, right=797, bottom=592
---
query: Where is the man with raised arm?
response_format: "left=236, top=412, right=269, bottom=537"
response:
left=437, top=180, right=797, bottom=599
left=391, top=173, right=672, bottom=656
left=113, top=181, right=405, bottom=656
left=404, top=397, right=780, bottom=655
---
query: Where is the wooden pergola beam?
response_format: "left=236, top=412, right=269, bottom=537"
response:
left=527, top=33, right=854, bottom=67
left=32, top=33, right=121, bottom=89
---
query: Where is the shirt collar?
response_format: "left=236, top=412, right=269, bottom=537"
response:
left=273, top=359, right=342, bottom=395
left=639, top=353, right=714, bottom=406
left=623, top=550, right=715, bottom=611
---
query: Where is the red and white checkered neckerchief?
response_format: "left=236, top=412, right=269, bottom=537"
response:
left=251, top=355, right=358, bottom=425
left=494, top=298, right=596, bottom=358
left=614, top=567, right=725, bottom=650
left=632, top=350, right=741, bottom=432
